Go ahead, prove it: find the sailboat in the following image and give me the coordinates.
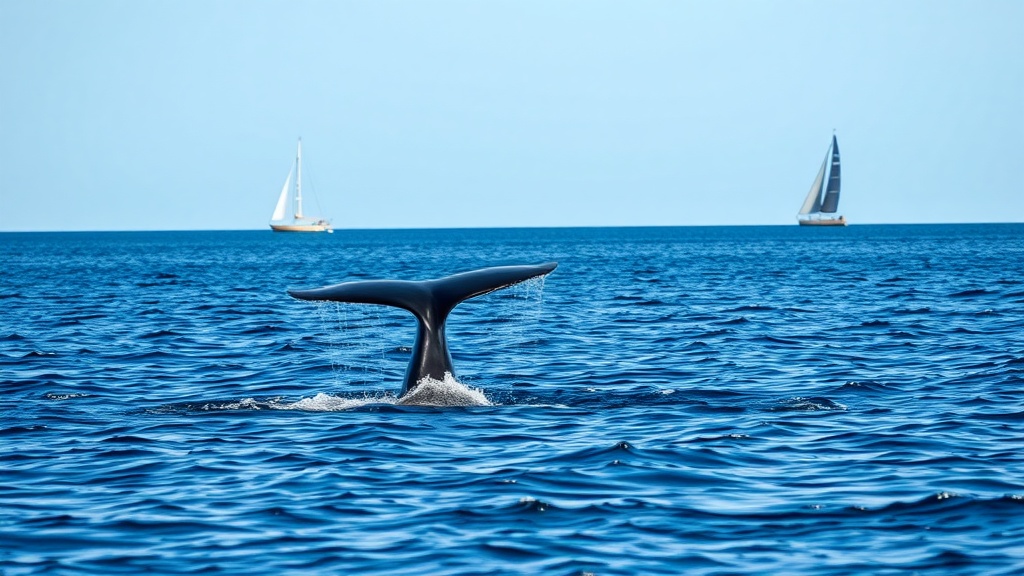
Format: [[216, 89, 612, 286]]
[[269, 138, 333, 233], [797, 134, 847, 226]]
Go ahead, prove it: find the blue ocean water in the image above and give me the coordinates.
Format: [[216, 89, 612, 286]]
[[2, 224, 1023, 575]]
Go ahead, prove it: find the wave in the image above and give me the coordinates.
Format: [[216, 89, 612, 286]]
[[949, 288, 996, 298], [6, 226, 1024, 575]]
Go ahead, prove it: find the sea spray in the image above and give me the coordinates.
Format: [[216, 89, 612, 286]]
[[397, 372, 491, 406], [280, 391, 399, 411], [314, 301, 408, 387], [448, 275, 549, 388]]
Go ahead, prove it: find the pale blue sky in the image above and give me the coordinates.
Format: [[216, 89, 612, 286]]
[[1, 1, 1021, 231]]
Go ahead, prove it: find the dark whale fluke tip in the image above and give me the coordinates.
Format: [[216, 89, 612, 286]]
[[289, 262, 557, 398]]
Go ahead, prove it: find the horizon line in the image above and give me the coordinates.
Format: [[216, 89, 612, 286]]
[[2, 222, 1021, 234]]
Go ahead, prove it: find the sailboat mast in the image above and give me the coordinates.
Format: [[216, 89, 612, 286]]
[[295, 138, 304, 219]]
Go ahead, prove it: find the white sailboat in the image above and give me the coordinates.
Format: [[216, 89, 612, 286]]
[[797, 134, 847, 226], [269, 139, 333, 233]]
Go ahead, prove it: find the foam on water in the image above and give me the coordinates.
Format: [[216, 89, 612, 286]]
[[183, 375, 490, 412], [279, 391, 398, 411], [397, 372, 492, 406]]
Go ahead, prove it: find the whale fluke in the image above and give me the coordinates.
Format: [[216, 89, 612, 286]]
[[288, 262, 557, 397]]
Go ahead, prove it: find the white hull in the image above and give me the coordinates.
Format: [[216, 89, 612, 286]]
[[797, 215, 847, 227], [270, 222, 332, 233]]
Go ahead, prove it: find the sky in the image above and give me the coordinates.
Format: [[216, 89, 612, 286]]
[[0, 0, 1021, 231]]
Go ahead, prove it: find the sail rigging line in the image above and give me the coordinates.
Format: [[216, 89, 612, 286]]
[[295, 138, 304, 219], [302, 155, 329, 222]]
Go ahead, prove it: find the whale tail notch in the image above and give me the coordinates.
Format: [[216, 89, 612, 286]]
[[288, 262, 557, 396]]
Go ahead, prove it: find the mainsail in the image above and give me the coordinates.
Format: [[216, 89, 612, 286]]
[[820, 135, 841, 213]]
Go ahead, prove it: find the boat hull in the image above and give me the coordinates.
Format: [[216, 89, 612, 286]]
[[270, 223, 332, 233], [798, 216, 847, 227]]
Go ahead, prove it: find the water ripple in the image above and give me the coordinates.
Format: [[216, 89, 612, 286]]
[[1, 226, 1023, 575]]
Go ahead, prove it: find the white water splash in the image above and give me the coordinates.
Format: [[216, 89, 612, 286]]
[[198, 374, 490, 412], [43, 392, 92, 400], [278, 391, 398, 411], [199, 397, 268, 411], [396, 372, 492, 407], [197, 392, 397, 412]]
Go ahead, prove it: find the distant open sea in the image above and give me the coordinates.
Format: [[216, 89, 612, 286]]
[[2, 224, 1023, 575]]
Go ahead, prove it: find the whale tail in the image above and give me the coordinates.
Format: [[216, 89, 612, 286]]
[[288, 262, 557, 396]]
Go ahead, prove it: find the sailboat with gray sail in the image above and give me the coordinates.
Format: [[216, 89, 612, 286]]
[[797, 134, 847, 226]]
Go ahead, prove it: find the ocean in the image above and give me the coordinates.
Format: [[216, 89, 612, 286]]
[[2, 224, 1023, 575]]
